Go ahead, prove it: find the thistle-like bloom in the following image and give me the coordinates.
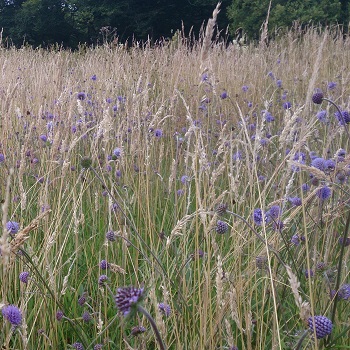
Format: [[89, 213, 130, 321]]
[[19, 271, 30, 284], [316, 186, 332, 201], [158, 303, 171, 317], [100, 260, 110, 270], [215, 203, 228, 216], [56, 310, 64, 321], [77, 92, 86, 101], [154, 129, 163, 138], [288, 197, 302, 207], [93, 345, 103, 350], [2, 305, 22, 326], [291, 234, 301, 246], [130, 325, 146, 336], [253, 208, 263, 226], [6, 221, 20, 234], [82, 311, 92, 323], [98, 275, 108, 286], [78, 293, 87, 306], [335, 110, 350, 125], [72, 342, 85, 350], [338, 284, 350, 300], [115, 286, 144, 316], [308, 315, 333, 339], [106, 230, 116, 242], [265, 205, 280, 222], [312, 92, 324, 104], [215, 220, 229, 234], [311, 157, 325, 171]]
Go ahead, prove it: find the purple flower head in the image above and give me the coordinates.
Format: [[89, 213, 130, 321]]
[[316, 110, 327, 123], [233, 150, 243, 161], [220, 91, 228, 99], [264, 111, 274, 122], [338, 236, 350, 247], [304, 269, 314, 278], [6, 221, 20, 234], [158, 302, 171, 316], [324, 159, 335, 172], [247, 101, 253, 108], [106, 230, 116, 242], [312, 91, 324, 104], [91, 74, 97, 81], [77, 92, 86, 101], [215, 220, 229, 234], [338, 284, 350, 300], [72, 342, 85, 350], [19, 271, 30, 284], [180, 175, 189, 184], [82, 311, 92, 323], [78, 293, 87, 306], [311, 157, 325, 171], [288, 197, 302, 206], [0, 153, 5, 162], [268, 71, 275, 79], [100, 260, 110, 270], [276, 79, 282, 88], [56, 310, 64, 321], [94, 345, 103, 350], [98, 275, 108, 286], [112, 147, 122, 158], [215, 203, 228, 216], [316, 186, 332, 201], [242, 85, 249, 92], [253, 208, 263, 226], [308, 315, 333, 339], [39, 134, 47, 142], [335, 110, 350, 125], [265, 205, 281, 222], [115, 286, 144, 316], [2, 305, 22, 326], [302, 183, 310, 192], [337, 149, 346, 157], [327, 81, 337, 90], [283, 101, 291, 109], [130, 326, 146, 336], [154, 129, 163, 138], [256, 256, 267, 270], [176, 189, 184, 196], [291, 234, 301, 246]]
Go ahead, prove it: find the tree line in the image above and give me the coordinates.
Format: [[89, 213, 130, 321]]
[[0, 0, 349, 49]]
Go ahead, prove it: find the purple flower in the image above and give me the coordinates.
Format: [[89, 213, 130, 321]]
[[154, 129, 163, 138], [215, 220, 229, 234], [338, 236, 350, 247], [56, 310, 64, 321], [180, 175, 189, 184], [0, 153, 5, 162], [335, 110, 350, 125], [305, 269, 314, 278], [2, 305, 22, 326], [316, 186, 332, 201], [308, 315, 333, 339], [324, 159, 335, 172], [82, 311, 92, 323], [265, 205, 281, 222], [288, 197, 302, 206], [94, 345, 103, 350], [220, 91, 228, 99], [78, 293, 87, 306], [19, 271, 30, 284], [106, 230, 116, 242], [311, 157, 325, 171], [291, 234, 301, 246], [115, 286, 144, 316], [327, 81, 337, 90], [6, 221, 20, 234], [39, 134, 47, 142], [264, 111, 275, 122], [268, 71, 274, 79], [302, 183, 310, 192], [312, 92, 324, 104], [242, 85, 249, 92], [253, 208, 263, 226], [91, 74, 97, 81], [130, 326, 146, 336], [72, 342, 85, 350], [100, 260, 110, 270], [316, 110, 327, 123], [276, 80, 282, 88], [158, 302, 171, 316], [77, 92, 86, 101], [338, 284, 350, 300], [98, 275, 108, 286], [283, 101, 291, 109], [112, 147, 122, 158]]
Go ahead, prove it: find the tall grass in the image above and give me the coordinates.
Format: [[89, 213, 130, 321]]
[[1, 25, 350, 349]]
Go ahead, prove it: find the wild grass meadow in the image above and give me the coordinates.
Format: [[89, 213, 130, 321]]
[[1, 15, 350, 350]]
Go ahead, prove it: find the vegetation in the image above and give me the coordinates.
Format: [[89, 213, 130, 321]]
[[1, 13, 350, 350]]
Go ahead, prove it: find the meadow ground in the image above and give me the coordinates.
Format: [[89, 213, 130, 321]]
[[1, 26, 350, 350]]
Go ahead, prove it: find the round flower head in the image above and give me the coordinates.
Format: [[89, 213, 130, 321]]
[[78, 293, 87, 306], [72, 342, 84, 350], [291, 234, 301, 246], [82, 311, 92, 323], [220, 91, 228, 99], [265, 205, 281, 222], [288, 197, 302, 207], [312, 92, 324, 104], [130, 325, 146, 336], [6, 221, 20, 234], [316, 110, 327, 123], [2, 305, 22, 326], [338, 284, 350, 300], [154, 129, 163, 138], [215, 203, 228, 216], [324, 159, 335, 172], [338, 236, 350, 247], [115, 286, 144, 316], [106, 230, 116, 242], [158, 302, 171, 317], [112, 147, 122, 158], [98, 275, 108, 286], [0, 153, 5, 162], [308, 315, 333, 339], [253, 208, 263, 226], [335, 110, 350, 125], [311, 157, 325, 171], [100, 260, 110, 270], [94, 345, 103, 350], [56, 309, 64, 321], [77, 92, 86, 101], [215, 220, 229, 234], [19, 271, 30, 284], [316, 186, 332, 201]]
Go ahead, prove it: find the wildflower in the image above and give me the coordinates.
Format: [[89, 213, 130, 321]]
[[93, 345, 103, 350], [291, 234, 301, 246], [316, 110, 327, 123], [255, 256, 267, 270], [180, 175, 189, 184], [2, 305, 22, 326], [328, 81, 337, 90], [283, 101, 291, 109], [253, 208, 263, 226], [215, 203, 228, 216], [215, 220, 229, 234], [276, 79, 282, 88], [265, 205, 281, 222], [308, 315, 333, 339], [264, 111, 274, 122], [19, 271, 30, 284], [78, 293, 87, 306], [316, 186, 332, 201], [56, 310, 64, 321], [288, 197, 302, 206], [39, 134, 47, 142], [115, 286, 144, 316], [112, 147, 122, 158], [220, 91, 228, 99], [242, 85, 249, 92], [158, 303, 171, 317], [324, 159, 335, 172], [82, 311, 92, 323], [77, 92, 86, 101], [130, 326, 146, 336], [302, 183, 310, 192], [305, 269, 314, 278], [337, 284, 350, 300], [154, 129, 163, 138], [316, 262, 327, 271], [98, 275, 108, 286], [229, 346, 239, 350], [106, 230, 116, 242], [0, 153, 5, 162], [176, 189, 184, 196], [6, 221, 20, 234], [100, 260, 110, 270], [268, 71, 274, 79], [72, 342, 85, 350], [312, 92, 324, 104], [91, 74, 97, 81], [338, 236, 350, 247], [311, 157, 325, 171], [335, 110, 350, 125]]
